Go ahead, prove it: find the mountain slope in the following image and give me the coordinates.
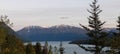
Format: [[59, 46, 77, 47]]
[[0, 22, 16, 43], [0, 22, 25, 54], [17, 25, 88, 41]]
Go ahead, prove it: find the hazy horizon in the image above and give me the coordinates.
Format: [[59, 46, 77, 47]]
[[0, 0, 120, 31]]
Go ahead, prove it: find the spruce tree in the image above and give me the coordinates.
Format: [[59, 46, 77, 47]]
[[35, 42, 42, 54], [42, 41, 48, 54], [79, 0, 107, 54], [54, 46, 58, 54], [110, 16, 120, 53], [59, 42, 64, 54], [116, 16, 120, 35], [0, 15, 13, 44], [48, 45, 53, 54], [0, 15, 13, 27], [26, 43, 35, 54]]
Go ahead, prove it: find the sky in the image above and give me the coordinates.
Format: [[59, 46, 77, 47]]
[[0, 0, 120, 31]]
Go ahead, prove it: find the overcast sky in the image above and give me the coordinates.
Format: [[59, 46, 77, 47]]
[[0, 0, 120, 31]]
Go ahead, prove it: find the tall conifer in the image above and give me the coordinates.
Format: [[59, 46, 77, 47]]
[[48, 45, 53, 54], [59, 42, 64, 54], [35, 42, 42, 54], [111, 16, 120, 54], [26, 43, 35, 54], [79, 0, 107, 54]]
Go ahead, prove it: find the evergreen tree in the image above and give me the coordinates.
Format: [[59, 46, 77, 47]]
[[42, 41, 48, 54], [116, 16, 120, 35], [0, 26, 7, 45], [0, 15, 12, 45], [0, 15, 13, 27], [35, 42, 42, 54], [78, 0, 107, 54], [59, 42, 64, 54], [54, 46, 58, 54], [45, 41, 48, 48], [48, 45, 53, 54], [26, 43, 35, 54], [110, 16, 120, 53]]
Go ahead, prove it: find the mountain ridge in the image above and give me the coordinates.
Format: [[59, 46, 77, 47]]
[[16, 25, 117, 42], [17, 25, 88, 41]]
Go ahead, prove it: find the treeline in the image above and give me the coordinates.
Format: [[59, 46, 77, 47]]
[[0, 16, 65, 54], [0, 15, 25, 54], [0, 34, 25, 54], [1, 0, 120, 54], [25, 42, 64, 54]]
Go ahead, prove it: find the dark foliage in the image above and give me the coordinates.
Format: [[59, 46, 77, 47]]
[[78, 0, 108, 54], [35, 42, 42, 54], [0, 15, 25, 54], [59, 42, 64, 54], [26, 43, 35, 54], [110, 16, 120, 54]]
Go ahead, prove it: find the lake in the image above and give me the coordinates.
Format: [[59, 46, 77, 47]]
[[25, 41, 93, 54]]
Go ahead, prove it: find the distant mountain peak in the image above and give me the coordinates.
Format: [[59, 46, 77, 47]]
[[23, 26, 43, 29], [17, 25, 87, 41], [55, 24, 71, 28], [17, 25, 117, 41]]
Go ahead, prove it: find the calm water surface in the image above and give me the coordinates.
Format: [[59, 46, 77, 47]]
[[25, 41, 93, 54]]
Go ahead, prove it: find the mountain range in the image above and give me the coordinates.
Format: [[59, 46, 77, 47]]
[[17, 25, 88, 41], [16, 25, 117, 42]]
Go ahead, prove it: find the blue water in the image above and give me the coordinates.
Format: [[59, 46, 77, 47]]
[[25, 41, 93, 54]]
